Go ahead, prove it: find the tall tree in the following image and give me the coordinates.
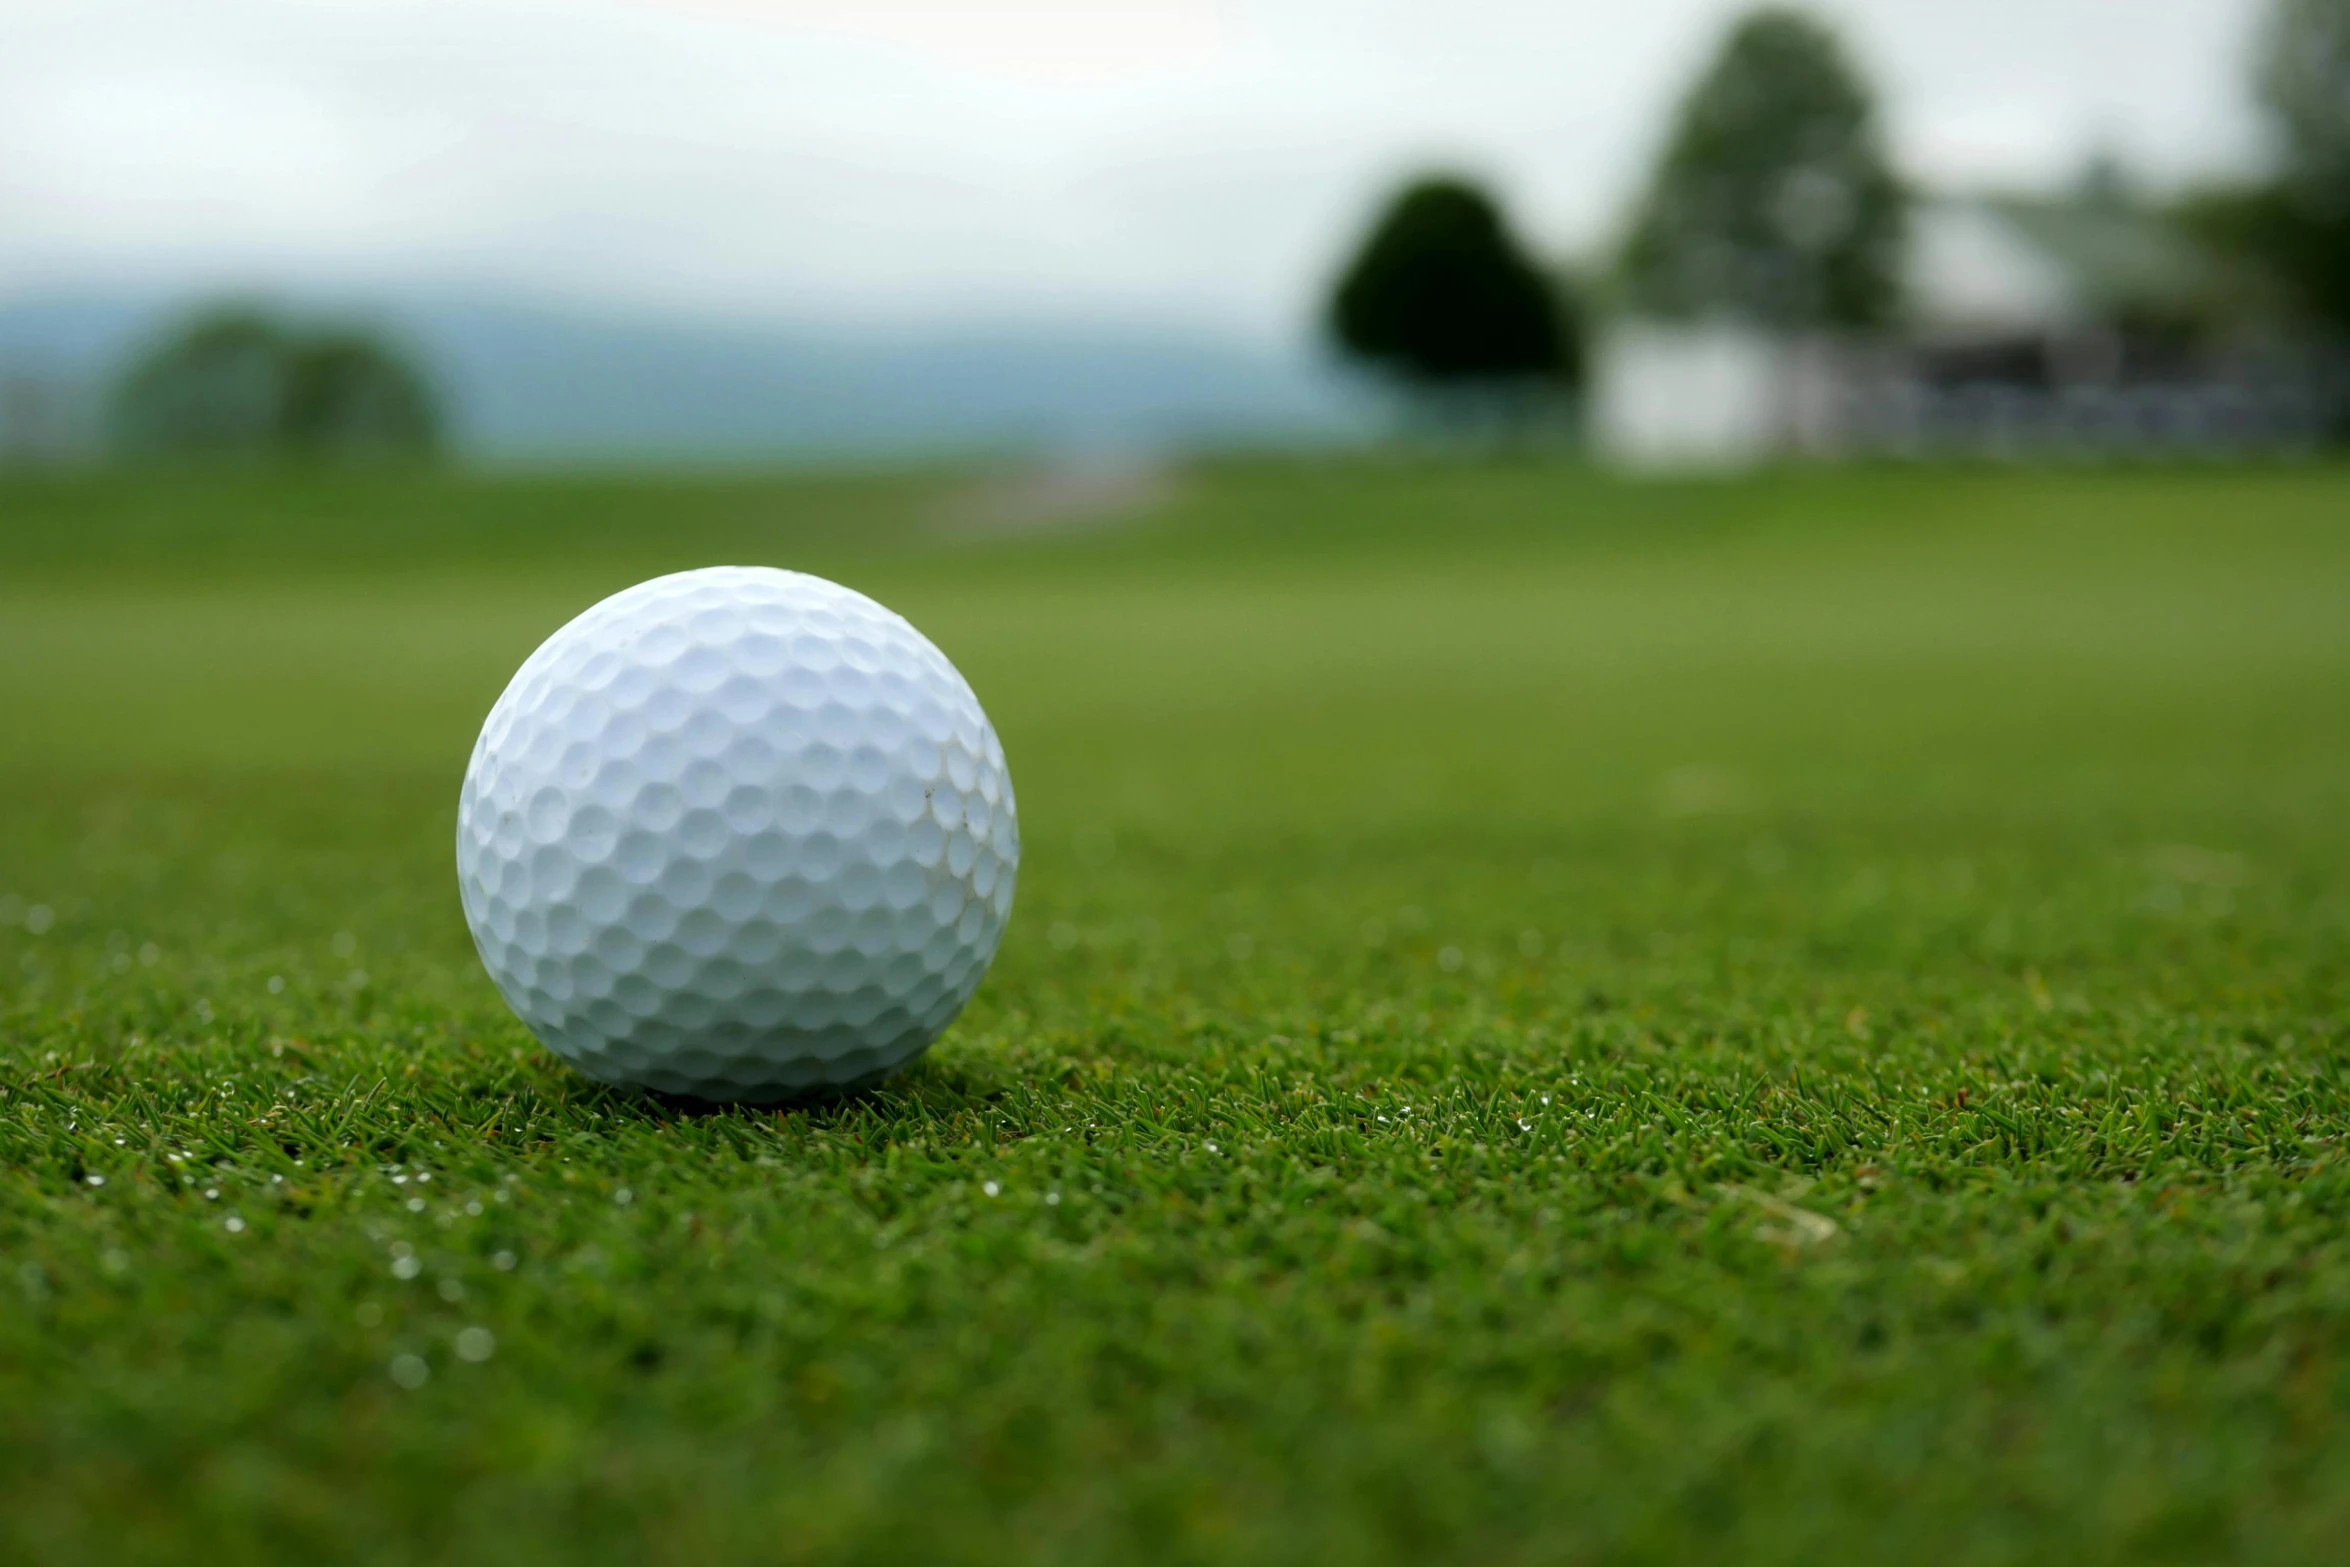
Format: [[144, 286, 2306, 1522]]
[[1620, 8, 1904, 330], [2255, 0, 2350, 324], [2264, 0, 2350, 209], [111, 307, 442, 462], [1328, 176, 1578, 391]]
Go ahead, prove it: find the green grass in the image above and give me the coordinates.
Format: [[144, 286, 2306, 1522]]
[[3, 460, 2348, 1565]]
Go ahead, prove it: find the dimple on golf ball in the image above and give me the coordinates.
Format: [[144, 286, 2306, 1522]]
[[456, 566, 1018, 1102]]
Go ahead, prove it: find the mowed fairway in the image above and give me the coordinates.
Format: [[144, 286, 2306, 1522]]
[[3, 461, 2348, 1565]]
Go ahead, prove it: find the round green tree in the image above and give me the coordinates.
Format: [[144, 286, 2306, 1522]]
[[111, 307, 442, 462], [1620, 8, 1904, 329], [1328, 176, 1577, 389]]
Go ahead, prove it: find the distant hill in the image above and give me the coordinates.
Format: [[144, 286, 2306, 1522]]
[[0, 288, 1373, 463]]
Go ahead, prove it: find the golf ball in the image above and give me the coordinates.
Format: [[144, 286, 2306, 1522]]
[[456, 566, 1018, 1101]]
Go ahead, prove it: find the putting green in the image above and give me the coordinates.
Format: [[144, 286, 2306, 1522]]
[[3, 460, 2347, 1564]]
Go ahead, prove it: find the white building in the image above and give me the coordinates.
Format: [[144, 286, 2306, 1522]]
[[1589, 325, 1843, 469], [1591, 195, 2322, 469]]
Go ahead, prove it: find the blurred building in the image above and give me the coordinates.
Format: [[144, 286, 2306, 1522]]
[[1592, 193, 2330, 468]]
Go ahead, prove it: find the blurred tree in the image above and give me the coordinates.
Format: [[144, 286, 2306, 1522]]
[[110, 311, 286, 459], [1328, 176, 1578, 392], [2263, 0, 2350, 209], [2251, 0, 2350, 326], [2171, 184, 2340, 324], [111, 307, 442, 462], [1619, 7, 1904, 330], [279, 334, 440, 458]]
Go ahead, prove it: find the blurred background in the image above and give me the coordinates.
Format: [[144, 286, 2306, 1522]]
[[0, 0, 2340, 469]]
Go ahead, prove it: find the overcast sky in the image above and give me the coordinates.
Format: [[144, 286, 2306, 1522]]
[[0, 0, 2273, 338]]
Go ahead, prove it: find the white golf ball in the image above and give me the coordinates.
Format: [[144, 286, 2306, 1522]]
[[456, 566, 1018, 1101]]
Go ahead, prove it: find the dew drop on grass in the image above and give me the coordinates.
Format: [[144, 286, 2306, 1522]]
[[389, 1354, 428, 1389], [224, 1216, 245, 1233], [982, 1181, 1000, 1197], [455, 1327, 495, 1363]]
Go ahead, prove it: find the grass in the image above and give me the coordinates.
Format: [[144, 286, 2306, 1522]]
[[2, 459, 2347, 1565]]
